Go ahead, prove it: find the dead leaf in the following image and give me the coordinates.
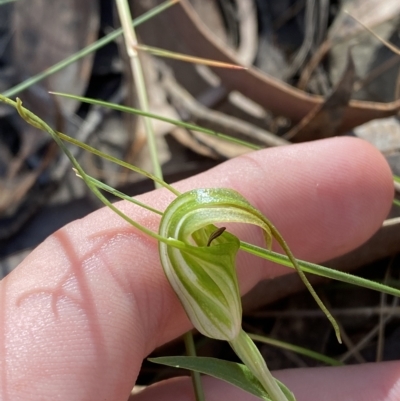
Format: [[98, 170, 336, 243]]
[[285, 50, 356, 142]]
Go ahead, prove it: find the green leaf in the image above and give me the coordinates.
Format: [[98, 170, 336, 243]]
[[149, 356, 295, 401]]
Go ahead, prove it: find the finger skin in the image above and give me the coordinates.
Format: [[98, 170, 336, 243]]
[[0, 137, 393, 400], [132, 361, 400, 401]]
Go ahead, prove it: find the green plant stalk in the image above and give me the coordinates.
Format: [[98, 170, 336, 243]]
[[50, 92, 261, 150], [183, 332, 206, 401], [9, 96, 174, 246], [248, 334, 343, 367], [115, 0, 163, 185], [58, 131, 179, 195], [230, 330, 294, 401], [240, 242, 400, 297], [73, 171, 163, 216], [2, 0, 178, 98]]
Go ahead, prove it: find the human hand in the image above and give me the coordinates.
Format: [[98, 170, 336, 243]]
[[0, 137, 397, 401]]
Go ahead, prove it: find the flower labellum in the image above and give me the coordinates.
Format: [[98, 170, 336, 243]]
[[158, 187, 278, 341], [159, 189, 244, 341]]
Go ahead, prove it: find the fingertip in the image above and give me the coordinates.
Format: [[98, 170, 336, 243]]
[[314, 136, 394, 258], [243, 136, 394, 262]]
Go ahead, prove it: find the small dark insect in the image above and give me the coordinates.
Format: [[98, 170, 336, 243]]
[[207, 227, 226, 247]]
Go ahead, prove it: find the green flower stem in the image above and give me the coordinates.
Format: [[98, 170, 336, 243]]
[[11, 96, 175, 247], [248, 334, 343, 367], [57, 130, 179, 195], [230, 330, 294, 401], [240, 242, 400, 298], [183, 332, 206, 401], [0, 94, 179, 195], [73, 170, 163, 216]]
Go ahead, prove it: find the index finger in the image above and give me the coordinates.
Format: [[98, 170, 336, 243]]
[[0, 137, 393, 401]]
